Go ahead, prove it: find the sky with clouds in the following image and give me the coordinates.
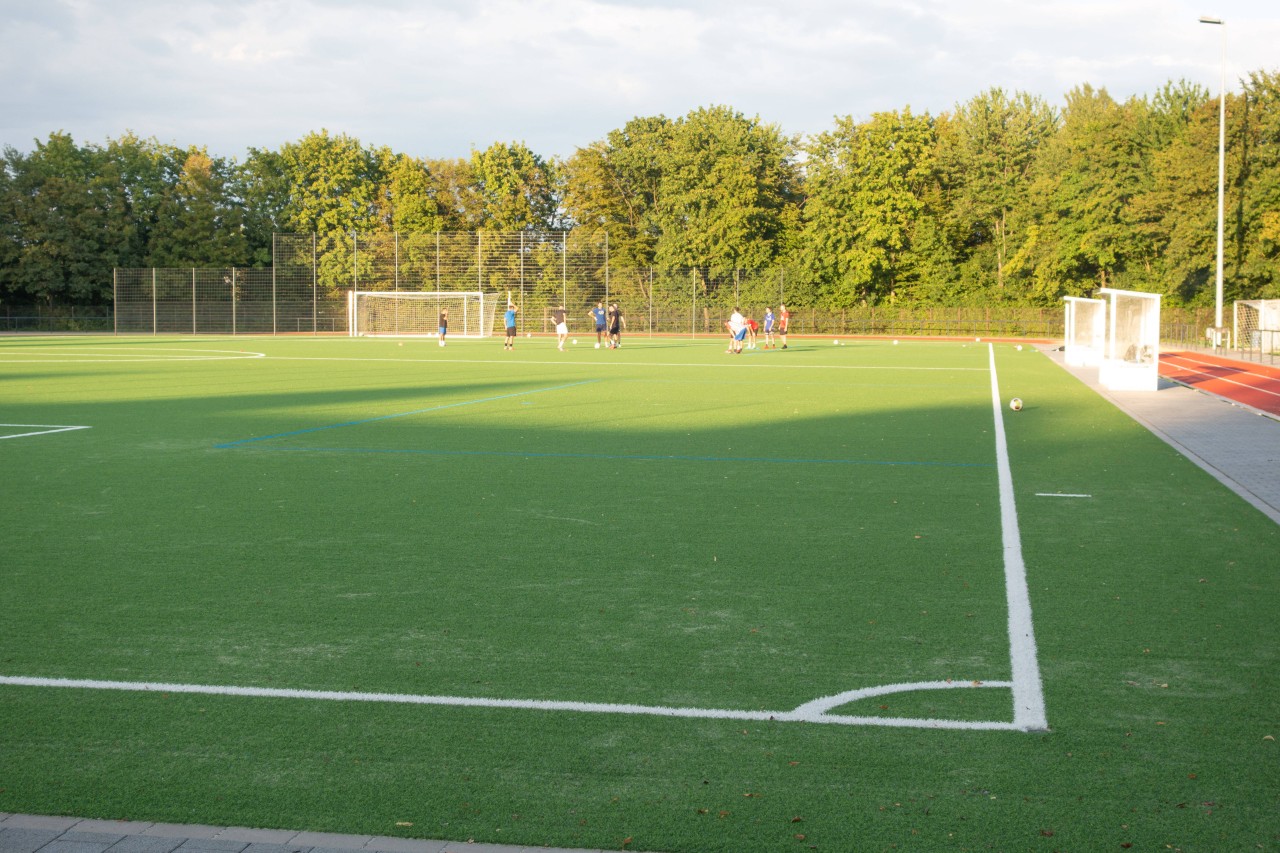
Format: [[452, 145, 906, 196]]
[[2, 0, 1278, 163]]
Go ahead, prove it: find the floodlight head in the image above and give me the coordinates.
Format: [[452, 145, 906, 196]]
[[1198, 15, 1223, 24]]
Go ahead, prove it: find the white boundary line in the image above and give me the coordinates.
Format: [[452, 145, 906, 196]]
[[0, 675, 1024, 731], [0, 347, 265, 363], [988, 343, 1049, 731], [0, 344, 1048, 732], [0, 424, 92, 440]]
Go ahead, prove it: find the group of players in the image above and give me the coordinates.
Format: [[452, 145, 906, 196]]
[[500, 299, 626, 351], [437, 297, 789, 352], [725, 305, 790, 354]]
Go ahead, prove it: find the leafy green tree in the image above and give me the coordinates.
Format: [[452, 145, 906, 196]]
[[469, 142, 559, 230], [235, 147, 291, 266], [146, 148, 248, 267], [938, 89, 1058, 298], [277, 130, 383, 235], [1024, 86, 1153, 301], [561, 115, 673, 269], [0, 133, 124, 304], [1236, 69, 1280, 298], [801, 108, 938, 306], [653, 106, 799, 281], [375, 151, 446, 233]]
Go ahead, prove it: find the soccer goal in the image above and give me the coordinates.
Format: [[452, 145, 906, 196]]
[[347, 291, 501, 338], [1234, 299, 1280, 354]]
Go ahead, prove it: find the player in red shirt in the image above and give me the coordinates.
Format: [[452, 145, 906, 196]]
[[778, 304, 791, 349]]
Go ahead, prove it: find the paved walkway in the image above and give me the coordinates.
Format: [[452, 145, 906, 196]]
[[1047, 346, 1280, 525], [5, 345, 1277, 853], [0, 813, 603, 853]]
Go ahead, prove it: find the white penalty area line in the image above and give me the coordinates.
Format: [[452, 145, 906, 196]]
[[0, 675, 1031, 731], [0, 424, 92, 440], [1036, 493, 1092, 498], [0, 347, 265, 363], [988, 344, 1050, 732], [264, 354, 987, 372]]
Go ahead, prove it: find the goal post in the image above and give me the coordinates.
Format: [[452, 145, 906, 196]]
[[1233, 299, 1280, 354], [347, 291, 501, 338]]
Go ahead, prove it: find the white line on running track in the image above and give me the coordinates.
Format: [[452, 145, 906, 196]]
[[1160, 355, 1280, 399], [988, 344, 1049, 731]]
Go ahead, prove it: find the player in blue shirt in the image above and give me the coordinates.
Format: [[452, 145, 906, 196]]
[[503, 302, 518, 350], [763, 307, 775, 349], [588, 302, 606, 348]]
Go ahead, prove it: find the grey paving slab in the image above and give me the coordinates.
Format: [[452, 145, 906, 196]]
[[32, 840, 115, 853], [104, 837, 184, 853], [173, 840, 249, 853], [285, 835, 368, 851], [359, 837, 446, 853], [138, 829, 222, 842], [239, 844, 314, 853], [59, 834, 124, 845], [2, 819, 80, 832], [0, 828, 62, 853], [69, 823, 141, 838], [209, 831, 295, 846]]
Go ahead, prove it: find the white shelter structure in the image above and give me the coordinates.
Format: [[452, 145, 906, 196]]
[[1098, 289, 1162, 392], [1062, 296, 1106, 367]]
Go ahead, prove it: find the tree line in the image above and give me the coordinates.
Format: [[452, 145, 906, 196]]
[[2, 69, 1278, 310]]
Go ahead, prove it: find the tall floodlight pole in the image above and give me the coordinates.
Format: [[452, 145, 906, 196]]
[[1199, 15, 1226, 342]]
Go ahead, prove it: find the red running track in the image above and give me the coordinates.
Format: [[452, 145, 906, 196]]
[[1159, 350, 1280, 417]]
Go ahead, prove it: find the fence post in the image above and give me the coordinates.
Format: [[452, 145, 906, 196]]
[[232, 268, 237, 336], [151, 268, 157, 335], [113, 269, 118, 336], [192, 268, 197, 334]]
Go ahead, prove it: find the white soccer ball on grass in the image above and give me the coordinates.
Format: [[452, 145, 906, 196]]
[[1009, 397, 1024, 412]]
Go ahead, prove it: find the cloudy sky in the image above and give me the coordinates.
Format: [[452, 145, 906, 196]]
[[3, 0, 1278, 162]]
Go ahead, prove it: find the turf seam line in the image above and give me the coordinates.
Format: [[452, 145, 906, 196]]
[[214, 380, 600, 448]]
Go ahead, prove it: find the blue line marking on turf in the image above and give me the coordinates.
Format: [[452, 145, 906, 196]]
[[214, 380, 599, 448], [225, 445, 990, 468]]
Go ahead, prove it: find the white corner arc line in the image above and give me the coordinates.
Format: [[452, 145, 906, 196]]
[[0, 424, 92, 440], [0, 675, 1028, 731], [988, 344, 1049, 731]]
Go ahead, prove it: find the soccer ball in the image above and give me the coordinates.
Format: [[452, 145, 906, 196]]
[[833, 339, 840, 345], [572, 339, 577, 345], [1009, 398, 1023, 412], [1016, 344, 1023, 351], [594, 343, 600, 349]]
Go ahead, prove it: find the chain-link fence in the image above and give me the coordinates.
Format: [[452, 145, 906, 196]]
[[104, 231, 1217, 341]]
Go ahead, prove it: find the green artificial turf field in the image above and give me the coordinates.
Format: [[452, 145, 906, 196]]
[[1, 334, 1276, 852]]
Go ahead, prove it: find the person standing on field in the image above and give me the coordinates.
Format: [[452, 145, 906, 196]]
[[552, 304, 569, 351], [588, 301, 607, 348], [607, 303, 625, 349], [763, 306, 775, 349], [438, 307, 448, 347], [726, 307, 747, 354], [778, 303, 790, 349], [503, 303, 518, 350]]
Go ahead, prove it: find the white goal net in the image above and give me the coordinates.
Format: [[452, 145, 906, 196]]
[[347, 291, 500, 338], [1233, 299, 1280, 353]]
